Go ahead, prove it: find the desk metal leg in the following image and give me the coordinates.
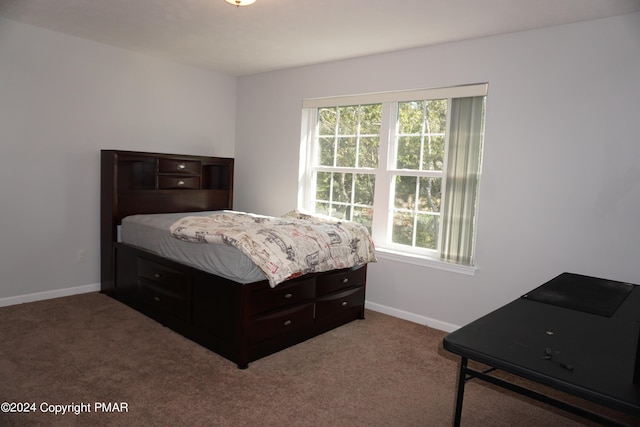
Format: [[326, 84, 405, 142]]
[[450, 360, 631, 427], [453, 357, 468, 427]]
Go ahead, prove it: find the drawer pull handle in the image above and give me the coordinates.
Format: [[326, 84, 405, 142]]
[[341, 301, 348, 307], [284, 293, 293, 299], [177, 163, 186, 170], [177, 180, 185, 186], [283, 320, 292, 326], [154, 296, 161, 302], [342, 277, 349, 284], [154, 273, 162, 279]]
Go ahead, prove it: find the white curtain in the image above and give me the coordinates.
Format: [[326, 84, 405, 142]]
[[440, 96, 485, 266]]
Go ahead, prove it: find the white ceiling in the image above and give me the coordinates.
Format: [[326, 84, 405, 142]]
[[1, 0, 639, 76]]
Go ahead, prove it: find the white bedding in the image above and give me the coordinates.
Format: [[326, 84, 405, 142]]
[[120, 211, 266, 284]]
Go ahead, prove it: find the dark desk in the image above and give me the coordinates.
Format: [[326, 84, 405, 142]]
[[443, 273, 640, 426]]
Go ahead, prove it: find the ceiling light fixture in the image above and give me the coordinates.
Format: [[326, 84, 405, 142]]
[[225, 0, 256, 6]]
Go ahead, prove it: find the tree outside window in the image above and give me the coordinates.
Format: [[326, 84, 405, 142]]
[[300, 84, 487, 269]]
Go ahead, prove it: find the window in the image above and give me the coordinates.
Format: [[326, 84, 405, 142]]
[[299, 84, 487, 272]]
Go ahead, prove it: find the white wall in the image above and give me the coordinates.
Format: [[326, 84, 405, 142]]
[[234, 12, 640, 330], [0, 18, 237, 304], [2, 13, 639, 331]]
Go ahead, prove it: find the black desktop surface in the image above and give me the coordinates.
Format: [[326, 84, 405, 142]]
[[522, 272, 635, 317], [443, 273, 640, 415]]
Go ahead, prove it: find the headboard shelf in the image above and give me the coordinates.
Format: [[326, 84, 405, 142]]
[[100, 150, 234, 290]]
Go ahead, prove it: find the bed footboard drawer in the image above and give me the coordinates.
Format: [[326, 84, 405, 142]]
[[249, 278, 315, 315], [250, 303, 314, 343], [315, 286, 365, 320], [316, 266, 367, 296]]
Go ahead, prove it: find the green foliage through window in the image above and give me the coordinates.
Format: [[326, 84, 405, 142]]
[[391, 99, 447, 249], [303, 84, 487, 264], [314, 104, 380, 232]]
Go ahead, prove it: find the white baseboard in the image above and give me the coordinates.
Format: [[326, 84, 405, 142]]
[[0, 283, 101, 308], [365, 300, 460, 333]]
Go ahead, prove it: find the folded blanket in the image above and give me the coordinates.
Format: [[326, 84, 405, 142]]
[[169, 210, 376, 287]]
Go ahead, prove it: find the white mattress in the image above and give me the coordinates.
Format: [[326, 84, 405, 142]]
[[120, 211, 266, 284]]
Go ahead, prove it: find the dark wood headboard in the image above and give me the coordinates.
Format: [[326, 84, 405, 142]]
[[100, 150, 234, 290]]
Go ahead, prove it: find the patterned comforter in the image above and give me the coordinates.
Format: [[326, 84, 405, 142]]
[[169, 211, 376, 287]]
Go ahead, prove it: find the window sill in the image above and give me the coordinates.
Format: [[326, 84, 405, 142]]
[[374, 248, 478, 276]]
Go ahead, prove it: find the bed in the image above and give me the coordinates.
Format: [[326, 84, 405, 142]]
[[100, 150, 374, 368]]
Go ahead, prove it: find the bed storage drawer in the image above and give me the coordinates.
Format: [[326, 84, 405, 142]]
[[138, 258, 189, 290], [157, 176, 201, 189], [138, 279, 189, 320], [316, 266, 367, 296], [315, 286, 365, 320], [137, 258, 190, 321], [158, 158, 201, 175], [249, 278, 315, 315], [250, 303, 314, 343]]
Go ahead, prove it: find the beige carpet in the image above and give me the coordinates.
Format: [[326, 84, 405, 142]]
[[0, 292, 638, 426]]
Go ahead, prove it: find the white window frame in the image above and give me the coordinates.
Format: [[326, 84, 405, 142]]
[[299, 84, 487, 275]]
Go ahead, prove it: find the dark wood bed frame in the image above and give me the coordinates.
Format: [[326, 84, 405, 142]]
[[100, 150, 367, 368]]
